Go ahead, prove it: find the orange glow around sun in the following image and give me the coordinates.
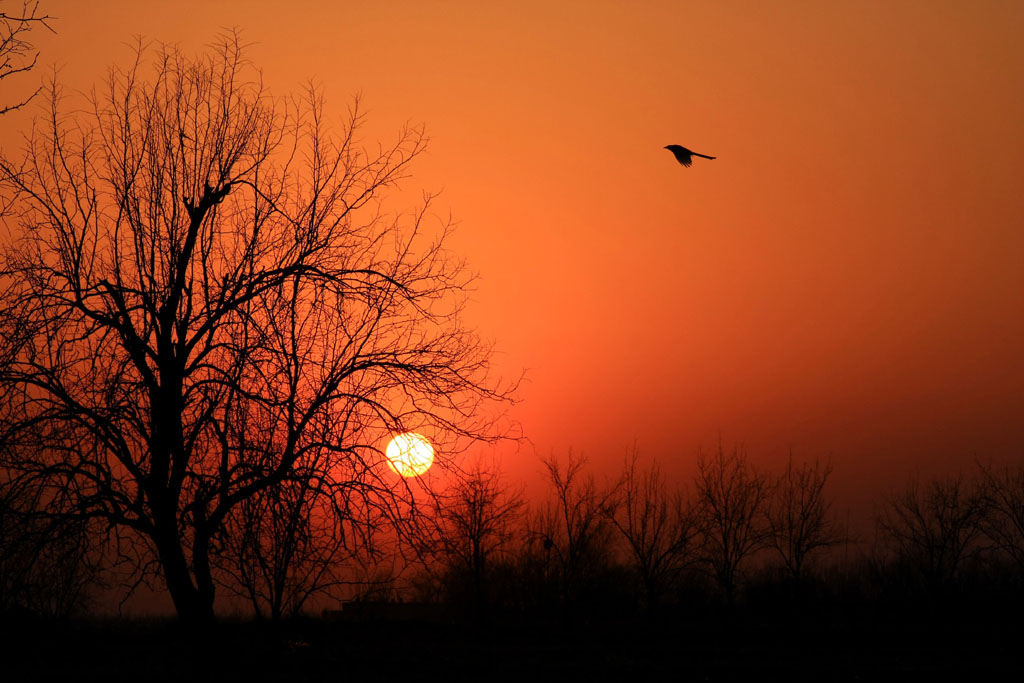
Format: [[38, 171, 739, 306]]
[[385, 432, 435, 477]]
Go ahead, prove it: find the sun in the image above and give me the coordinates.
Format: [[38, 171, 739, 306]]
[[385, 432, 435, 477]]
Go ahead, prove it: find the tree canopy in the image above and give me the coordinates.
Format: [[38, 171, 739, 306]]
[[0, 34, 513, 622]]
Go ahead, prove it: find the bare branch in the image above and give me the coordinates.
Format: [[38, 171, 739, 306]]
[[0, 1, 56, 115]]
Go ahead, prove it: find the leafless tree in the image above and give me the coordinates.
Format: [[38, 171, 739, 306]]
[[212, 396, 410, 621], [218, 472, 365, 621], [976, 462, 1024, 575], [605, 449, 698, 611], [531, 452, 613, 609], [0, 34, 513, 623], [877, 473, 987, 594], [0, 464, 100, 617], [693, 442, 770, 607], [0, 0, 54, 115], [426, 461, 524, 616], [765, 453, 844, 587]]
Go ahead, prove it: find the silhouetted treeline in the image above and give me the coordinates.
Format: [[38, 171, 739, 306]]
[[410, 448, 1024, 627], [3, 441, 1023, 626]]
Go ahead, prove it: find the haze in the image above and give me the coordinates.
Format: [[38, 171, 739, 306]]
[[8, 0, 1023, 517]]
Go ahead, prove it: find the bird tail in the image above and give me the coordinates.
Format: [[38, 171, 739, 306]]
[[693, 152, 716, 160]]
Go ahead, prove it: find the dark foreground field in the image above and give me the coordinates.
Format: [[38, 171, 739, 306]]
[[2, 612, 1021, 682]]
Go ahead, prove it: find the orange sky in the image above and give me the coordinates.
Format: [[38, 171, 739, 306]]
[[7, 0, 1024, 514]]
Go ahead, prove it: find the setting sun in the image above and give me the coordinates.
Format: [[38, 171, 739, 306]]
[[385, 432, 435, 477]]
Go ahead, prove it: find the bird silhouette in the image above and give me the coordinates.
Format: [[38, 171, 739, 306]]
[[664, 144, 716, 167]]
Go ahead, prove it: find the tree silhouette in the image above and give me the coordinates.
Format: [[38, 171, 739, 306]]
[[0, 456, 100, 617], [693, 443, 770, 607], [606, 449, 699, 612], [532, 452, 613, 613], [217, 461, 373, 621], [878, 473, 987, 596], [425, 461, 524, 618], [765, 454, 843, 590], [0, 34, 512, 623], [0, 0, 54, 115], [978, 462, 1024, 575]]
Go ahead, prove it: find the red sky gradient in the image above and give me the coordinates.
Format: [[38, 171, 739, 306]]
[[6, 1, 1023, 518]]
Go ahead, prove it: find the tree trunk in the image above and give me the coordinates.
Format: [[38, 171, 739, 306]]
[[154, 525, 215, 624]]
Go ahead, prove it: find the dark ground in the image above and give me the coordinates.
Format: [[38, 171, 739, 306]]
[[1, 612, 1021, 682]]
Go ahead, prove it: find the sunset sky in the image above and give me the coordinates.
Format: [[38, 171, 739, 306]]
[[6, 0, 1023, 516]]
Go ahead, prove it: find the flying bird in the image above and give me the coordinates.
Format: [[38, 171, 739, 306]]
[[664, 144, 716, 167]]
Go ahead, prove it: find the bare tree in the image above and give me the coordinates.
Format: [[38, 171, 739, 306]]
[[977, 462, 1024, 575], [765, 453, 843, 588], [693, 442, 770, 607], [0, 34, 512, 623], [878, 473, 987, 594], [427, 461, 524, 616], [605, 449, 698, 611], [213, 398, 407, 621], [0, 465, 100, 617], [218, 471, 372, 621], [532, 452, 613, 610], [0, 0, 54, 115]]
